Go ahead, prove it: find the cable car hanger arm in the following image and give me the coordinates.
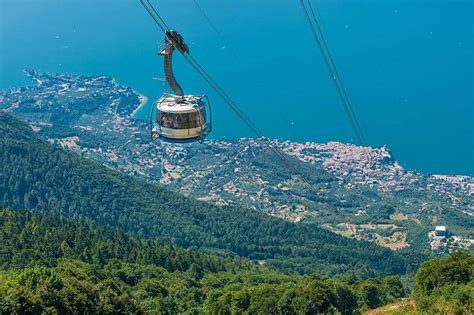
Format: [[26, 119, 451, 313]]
[[160, 38, 185, 96], [141, 0, 190, 96]]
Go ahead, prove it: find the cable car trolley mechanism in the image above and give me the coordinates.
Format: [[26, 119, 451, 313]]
[[149, 30, 212, 142]]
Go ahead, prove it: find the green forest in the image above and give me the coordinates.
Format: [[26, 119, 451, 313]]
[[411, 252, 473, 314], [1, 209, 472, 314], [0, 112, 406, 277]]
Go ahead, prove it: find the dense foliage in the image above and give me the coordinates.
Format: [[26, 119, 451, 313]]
[[0, 209, 244, 274], [413, 252, 473, 314], [0, 112, 405, 276], [0, 209, 406, 314], [370, 253, 473, 315]]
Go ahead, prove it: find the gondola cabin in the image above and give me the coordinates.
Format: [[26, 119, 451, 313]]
[[152, 93, 211, 142]]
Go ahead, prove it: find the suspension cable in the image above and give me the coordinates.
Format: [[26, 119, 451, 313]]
[[140, 0, 167, 33], [140, 0, 303, 177], [141, 0, 392, 198], [192, 0, 230, 49], [308, 0, 369, 147], [299, 0, 370, 157], [183, 54, 299, 171], [299, 0, 397, 196]]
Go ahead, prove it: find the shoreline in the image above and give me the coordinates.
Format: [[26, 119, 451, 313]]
[[7, 70, 472, 177], [132, 93, 149, 118]]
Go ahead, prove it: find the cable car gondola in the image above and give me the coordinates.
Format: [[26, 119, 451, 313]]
[[152, 93, 211, 142], [150, 30, 212, 142]]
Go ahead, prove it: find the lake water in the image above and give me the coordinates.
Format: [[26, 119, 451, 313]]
[[1, 0, 472, 175]]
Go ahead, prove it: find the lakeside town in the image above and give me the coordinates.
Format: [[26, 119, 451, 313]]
[[1, 70, 472, 252]]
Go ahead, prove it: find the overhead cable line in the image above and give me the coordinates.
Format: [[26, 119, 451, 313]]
[[299, 0, 397, 196], [183, 53, 300, 171], [192, 0, 230, 49], [140, 0, 169, 33], [140, 0, 302, 177], [307, 0, 368, 146], [299, 0, 370, 156]]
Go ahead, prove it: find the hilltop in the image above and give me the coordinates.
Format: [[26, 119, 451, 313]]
[[1, 70, 472, 254]]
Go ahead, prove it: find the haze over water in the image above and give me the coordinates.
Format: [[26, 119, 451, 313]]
[[1, 0, 473, 175]]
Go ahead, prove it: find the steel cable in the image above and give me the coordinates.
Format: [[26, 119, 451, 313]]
[[307, 0, 369, 147], [140, 0, 304, 178], [300, 0, 371, 159]]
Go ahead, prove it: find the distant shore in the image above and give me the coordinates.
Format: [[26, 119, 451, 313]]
[[132, 93, 148, 118]]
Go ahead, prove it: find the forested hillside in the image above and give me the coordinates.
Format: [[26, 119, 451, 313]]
[[4, 70, 471, 254], [0, 112, 406, 276], [366, 253, 473, 314], [0, 209, 407, 314], [412, 252, 473, 313], [2, 209, 471, 313], [0, 209, 244, 273]]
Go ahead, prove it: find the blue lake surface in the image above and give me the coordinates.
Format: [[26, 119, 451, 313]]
[[1, 0, 473, 175]]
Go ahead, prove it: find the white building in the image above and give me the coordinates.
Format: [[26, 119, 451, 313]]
[[435, 226, 447, 238]]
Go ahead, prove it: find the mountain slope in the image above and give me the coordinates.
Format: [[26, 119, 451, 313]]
[[0, 112, 405, 276], [0, 209, 407, 314], [0, 208, 241, 273], [2, 208, 468, 314], [2, 71, 471, 254]]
